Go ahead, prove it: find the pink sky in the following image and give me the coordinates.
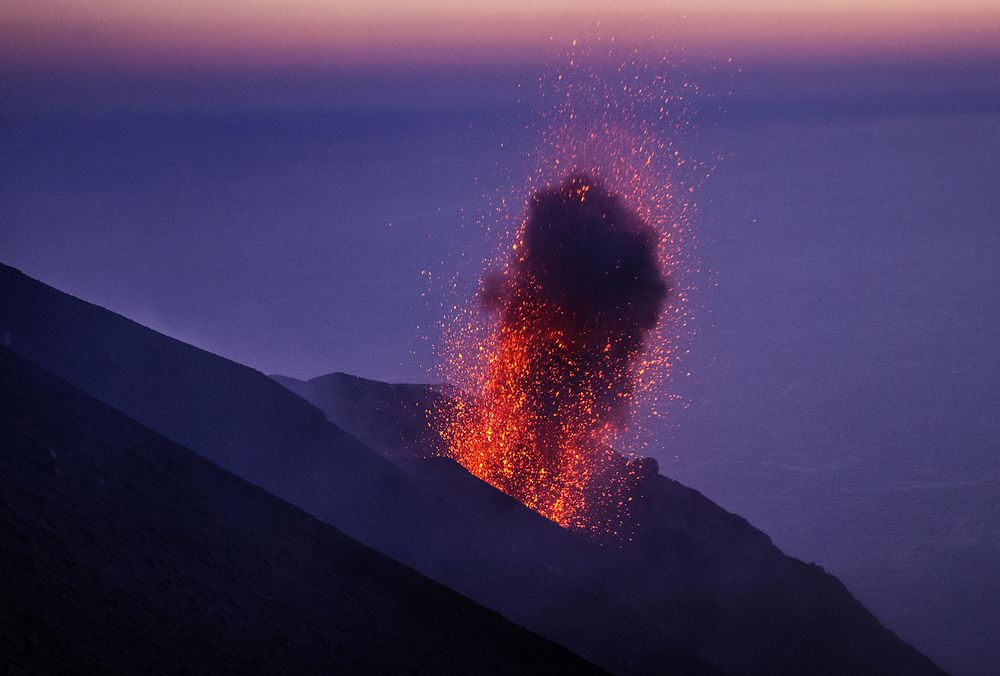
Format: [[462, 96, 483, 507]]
[[3, 1, 999, 68]]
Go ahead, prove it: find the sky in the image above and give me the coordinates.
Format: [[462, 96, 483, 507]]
[[2, 0, 1000, 69]]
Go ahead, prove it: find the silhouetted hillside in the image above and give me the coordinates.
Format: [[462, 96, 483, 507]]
[[270, 372, 446, 460], [0, 347, 600, 674], [0, 262, 944, 675], [277, 371, 948, 676], [0, 263, 508, 567], [0, 262, 710, 674]]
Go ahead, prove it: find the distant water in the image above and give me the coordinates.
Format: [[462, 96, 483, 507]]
[[2, 61, 998, 675], [666, 107, 1000, 676]]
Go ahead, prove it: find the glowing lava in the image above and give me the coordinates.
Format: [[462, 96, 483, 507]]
[[435, 43, 703, 536], [439, 174, 669, 533]]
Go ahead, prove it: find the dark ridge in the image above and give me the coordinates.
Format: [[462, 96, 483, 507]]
[[269, 371, 447, 460], [280, 370, 948, 676], [0, 261, 712, 674], [0, 261, 943, 675], [0, 346, 601, 674]]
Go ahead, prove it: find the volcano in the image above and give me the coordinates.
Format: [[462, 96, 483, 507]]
[[0, 262, 944, 675], [0, 347, 598, 674], [438, 176, 671, 534]]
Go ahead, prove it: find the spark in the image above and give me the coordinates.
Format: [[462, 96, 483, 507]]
[[434, 41, 704, 538]]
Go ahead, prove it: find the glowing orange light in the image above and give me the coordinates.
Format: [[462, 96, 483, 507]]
[[434, 41, 702, 538]]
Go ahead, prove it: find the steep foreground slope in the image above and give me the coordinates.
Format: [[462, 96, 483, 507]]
[[0, 347, 599, 674], [0, 262, 943, 675], [0, 263, 710, 675]]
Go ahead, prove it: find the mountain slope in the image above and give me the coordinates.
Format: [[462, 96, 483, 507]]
[[0, 347, 600, 674], [0, 262, 712, 674], [0, 263, 549, 579], [277, 371, 947, 676], [270, 372, 445, 461], [0, 262, 943, 675]]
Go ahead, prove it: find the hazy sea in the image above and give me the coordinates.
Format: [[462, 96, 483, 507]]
[[2, 60, 998, 675]]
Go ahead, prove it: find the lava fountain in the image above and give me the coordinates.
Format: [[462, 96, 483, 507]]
[[435, 44, 704, 537]]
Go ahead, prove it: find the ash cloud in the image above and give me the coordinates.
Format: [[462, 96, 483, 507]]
[[483, 174, 670, 429]]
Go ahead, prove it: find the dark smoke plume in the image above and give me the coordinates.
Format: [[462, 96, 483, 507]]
[[483, 174, 670, 437]]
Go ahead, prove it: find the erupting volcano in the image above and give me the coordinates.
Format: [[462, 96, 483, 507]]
[[435, 46, 700, 536], [439, 176, 669, 533]]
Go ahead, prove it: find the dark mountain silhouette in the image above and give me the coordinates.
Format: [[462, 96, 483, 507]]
[[269, 372, 447, 461], [0, 262, 944, 675], [274, 372, 948, 676], [0, 347, 599, 674], [0, 262, 709, 674]]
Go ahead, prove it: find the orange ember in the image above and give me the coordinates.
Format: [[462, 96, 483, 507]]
[[434, 42, 704, 537]]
